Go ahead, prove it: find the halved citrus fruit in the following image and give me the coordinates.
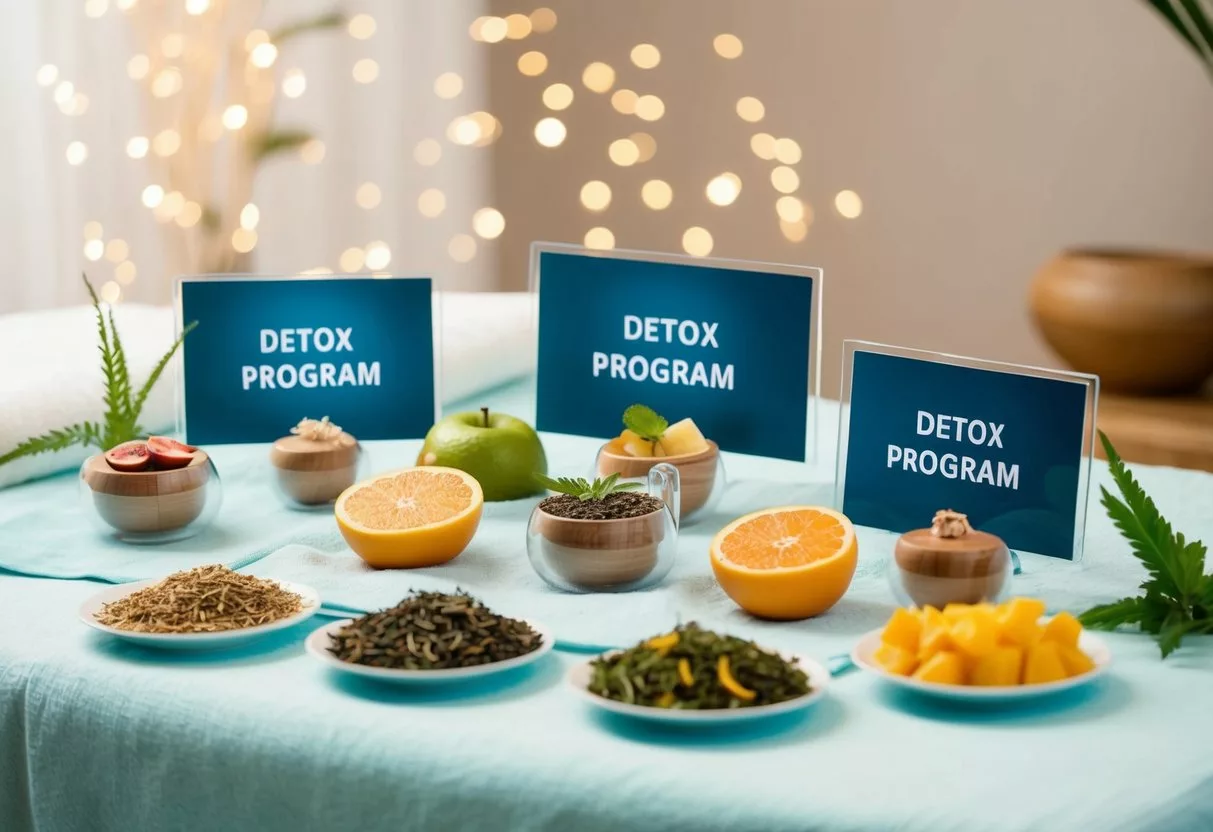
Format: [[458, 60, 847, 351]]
[[335, 467, 483, 568], [710, 506, 858, 620]]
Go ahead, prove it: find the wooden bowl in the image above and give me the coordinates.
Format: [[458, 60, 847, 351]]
[[892, 527, 1010, 608], [269, 434, 360, 506], [596, 439, 719, 520], [82, 452, 211, 533], [1030, 249, 1213, 395], [533, 507, 667, 588]]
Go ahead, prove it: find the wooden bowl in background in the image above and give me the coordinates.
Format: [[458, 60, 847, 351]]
[[269, 433, 360, 506], [1029, 249, 1213, 395], [533, 507, 667, 588], [596, 439, 719, 521], [82, 452, 211, 533]]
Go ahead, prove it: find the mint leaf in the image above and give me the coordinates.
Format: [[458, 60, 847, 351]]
[[622, 404, 668, 442]]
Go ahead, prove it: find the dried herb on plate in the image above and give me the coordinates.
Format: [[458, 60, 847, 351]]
[[588, 623, 810, 709], [328, 590, 543, 670], [96, 565, 304, 633]]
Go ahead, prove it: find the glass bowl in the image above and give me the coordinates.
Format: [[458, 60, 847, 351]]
[[527, 463, 680, 593], [592, 439, 724, 525], [268, 436, 365, 510], [887, 530, 1012, 609], [79, 451, 221, 544]]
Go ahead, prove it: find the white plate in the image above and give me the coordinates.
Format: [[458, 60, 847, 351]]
[[79, 578, 321, 650], [567, 649, 831, 725], [851, 627, 1111, 702], [305, 618, 555, 685]]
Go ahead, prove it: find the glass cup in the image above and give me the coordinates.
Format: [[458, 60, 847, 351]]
[[887, 537, 1012, 609], [79, 451, 222, 544], [592, 439, 724, 525], [527, 463, 680, 593]]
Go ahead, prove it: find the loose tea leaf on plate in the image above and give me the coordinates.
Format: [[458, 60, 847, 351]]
[[328, 590, 543, 670], [587, 623, 810, 709]]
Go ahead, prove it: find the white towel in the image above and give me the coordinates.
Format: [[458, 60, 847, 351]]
[[0, 292, 536, 489]]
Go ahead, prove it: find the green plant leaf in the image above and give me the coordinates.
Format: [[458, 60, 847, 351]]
[[250, 129, 314, 163], [534, 472, 642, 501], [0, 422, 102, 466], [271, 11, 345, 44], [1145, 0, 1213, 72], [1078, 597, 1146, 630], [622, 404, 668, 442], [82, 274, 127, 447], [1147, 0, 1204, 53], [106, 306, 135, 443], [130, 320, 198, 429]]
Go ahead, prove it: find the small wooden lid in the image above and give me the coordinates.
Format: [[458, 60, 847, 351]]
[[894, 527, 1008, 579], [269, 433, 359, 472], [82, 450, 210, 497]]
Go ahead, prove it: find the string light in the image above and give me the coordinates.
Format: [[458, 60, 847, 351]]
[[300, 139, 325, 163], [630, 132, 657, 162], [448, 234, 477, 263], [774, 138, 802, 164], [472, 208, 505, 239], [641, 179, 672, 210], [608, 138, 640, 166], [222, 104, 248, 130], [505, 13, 532, 39], [231, 228, 258, 253], [530, 8, 557, 33], [339, 247, 365, 272], [714, 34, 743, 59], [364, 241, 391, 270], [84, 0, 109, 19], [65, 142, 88, 166], [736, 96, 765, 122], [36, 65, 58, 86], [414, 138, 442, 166], [682, 227, 713, 257], [418, 188, 446, 218], [83, 221, 103, 240], [176, 201, 202, 227], [480, 17, 508, 43], [706, 173, 741, 206], [356, 182, 381, 209], [750, 133, 776, 160], [240, 203, 260, 230], [776, 195, 805, 222], [634, 95, 664, 121], [518, 51, 548, 76], [100, 281, 121, 304], [534, 117, 566, 147], [105, 239, 129, 262], [630, 44, 661, 69], [348, 14, 376, 39], [162, 34, 184, 59], [542, 83, 573, 110], [582, 62, 615, 93], [185, 0, 210, 14], [84, 239, 104, 261], [352, 59, 379, 84], [835, 190, 863, 218], [127, 54, 149, 80], [771, 166, 799, 193], [282, 69, 306, 98], [141, 185, 164, 208], [611, 89, 638, 115], [115, 261, 137, 284], [584, 227, 615, 250], [434, 72, 463, 99], [152, 129, 181, 157], [151, 68, 183, 98], [580, 180, 611, 211]]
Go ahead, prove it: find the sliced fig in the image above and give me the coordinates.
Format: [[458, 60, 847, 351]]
[[146, 435, 197, 470], [104, 440, 152, 472]]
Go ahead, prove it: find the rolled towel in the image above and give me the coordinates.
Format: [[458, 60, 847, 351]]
[[0, 292, 536, 489]]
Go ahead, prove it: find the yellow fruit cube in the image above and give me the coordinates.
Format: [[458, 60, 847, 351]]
[[872, 642, 918, 676], [619, 429, 655, 458], [655, 417, 709, 457], [941, 603, 970, 621], [918, 606, 952, 660], [912, 651, 965, 685], [997, 597, 1047, 648], [1057, 643, 1096, 678], [970, 646, 1024, 686], [1023, 642, 1067, 685], [950, 607, 999, 658], [1041, 612, 1082, 649], [881, 608, 922, 653]]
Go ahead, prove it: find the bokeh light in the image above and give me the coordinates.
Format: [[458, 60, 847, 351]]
[[736, 96, 765, 122], [141, 185, 164, 207], [580, 180, 612, 211], [83, 239, 104, 261], [705, 173, 741, 206], [473, 207, 506, 239], [776, 195, 805, 222], [449, 234, 478, 262], [434, 72, 463, 99], [774, 138, 802, 164], [125, 136, 148, 159], [152, 129, 180, 157], [835, 190, 863, 218], [250, 42, 277, 68], [534, 117, 567, 147], [630, 132, 657, 162], [584, 227, 615, 250], [222, 104, 248, 130], [100, 281, 121, 304], [641, 179, 673, 210], [352, 59, 379, 84], [714, 34, 743, 59], [414, 138, 442, 166], [518, 51, 548, 77], [418, 188, 447, 218], [505, 13, 532, 39], [282, 69, 306, 98], [364, 241, 391, 270], [151, 68, 183, 98], [780, 219, 809, 242], [608, 138, 640, 166], [530, 8, 557, 33], [611, 89, 638, 115], [348, 14, 376, 39], [682, 227, 713, 257], [105, 239, 129, 262], [635, 95, 664, 121], [630, 44, 661, 69], [750, 133, 776, 160], [65, 142, 88, 166], [339, 247, 365, 272], [115, 261, 137, 284], [771, 166, 799, 194], [582, 62, 616, 93], [300, 139, 325, 163], [542, 83, 573, 110], [231, 228, 258, 253], [356, 182, 381, 209]]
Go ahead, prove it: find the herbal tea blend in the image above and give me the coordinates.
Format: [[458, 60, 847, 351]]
[[96, 565, 304, 633], [588, 623, 810, 709], [328, 590, 543, 670]]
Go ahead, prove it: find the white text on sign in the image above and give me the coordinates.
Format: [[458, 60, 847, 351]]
[[241, 327, 382, 390], [591, 315, 735, 390], [885, 410, 1019, 490]]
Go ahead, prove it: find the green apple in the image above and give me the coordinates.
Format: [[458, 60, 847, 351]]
[[416, 408, 547, 502]]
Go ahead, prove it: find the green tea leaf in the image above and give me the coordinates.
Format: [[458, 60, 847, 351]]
[[622, 404, 668, 442]]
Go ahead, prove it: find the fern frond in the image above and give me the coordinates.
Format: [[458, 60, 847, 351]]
[[83, 275, 126, 444], [105, 306, 135, 445], [131, 320, 197, 425], [0, 422, 102, 465]]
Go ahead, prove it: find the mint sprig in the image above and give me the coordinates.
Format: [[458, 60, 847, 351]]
[[1079, 431, 1212, 657], [534, 472, 642, 502], [622, 404, 668, 443]]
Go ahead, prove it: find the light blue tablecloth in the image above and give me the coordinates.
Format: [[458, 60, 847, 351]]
[[2, 384, 1212, 831]]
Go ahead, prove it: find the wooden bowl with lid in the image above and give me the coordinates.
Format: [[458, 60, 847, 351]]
[[270, 433, 360, 507], [81, 451, 212, 534], [890, 510, 1011, 608]]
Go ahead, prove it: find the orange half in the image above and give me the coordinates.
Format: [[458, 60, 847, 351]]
[[335, 467, 483, 568], [710, 506, 858, 620]]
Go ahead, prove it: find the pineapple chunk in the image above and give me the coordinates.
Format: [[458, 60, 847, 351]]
[[872, 642, 918, 676], [912, 651, 965, 685], [997, 597, 1047, 648], [655, 417, 709, 457], [950, 606, 999, 658], [970, 646, 1024, 686], [1041, 612, 1082, 649], [1023, 642, 1067, 685], [1057, 644, 1096, 678], [880, 608, 922, 653], [918, 606, 952, 661], [619, 429, 655, 458]]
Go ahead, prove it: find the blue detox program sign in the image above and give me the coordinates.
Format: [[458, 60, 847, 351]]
[[535, 248, 817, 461], [179, 276, 435, 444], [840, 347, 1093, 560]]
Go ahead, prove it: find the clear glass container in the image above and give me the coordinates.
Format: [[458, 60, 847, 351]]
[[887, 529, 1012, 609], [592, 440, 724, 525], [79, 451, 222, 544], [268, 435, 365, 510], [527, 463, 680, 593]]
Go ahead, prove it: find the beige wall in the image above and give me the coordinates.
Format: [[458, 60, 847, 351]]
[[488, 0, 1213, 394]]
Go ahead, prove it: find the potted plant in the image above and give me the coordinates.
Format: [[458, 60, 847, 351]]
[[527, 468, 680, 592]]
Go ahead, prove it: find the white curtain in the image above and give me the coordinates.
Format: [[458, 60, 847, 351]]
[[0, 0, 493, 314]]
